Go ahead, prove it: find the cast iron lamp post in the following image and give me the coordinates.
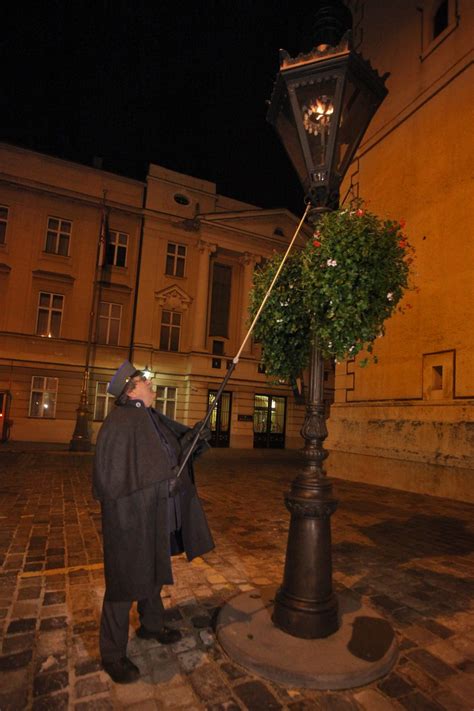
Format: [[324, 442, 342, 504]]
[[266, 4, 388, 638]]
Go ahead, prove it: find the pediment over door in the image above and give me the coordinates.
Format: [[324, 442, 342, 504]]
[[154, 284, 193, 311]]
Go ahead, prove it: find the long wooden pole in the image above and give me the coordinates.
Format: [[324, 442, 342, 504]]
[[175, 202, 311, 477]]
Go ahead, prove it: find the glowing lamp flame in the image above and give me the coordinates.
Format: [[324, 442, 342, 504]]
[[302, 95, 334, 136]]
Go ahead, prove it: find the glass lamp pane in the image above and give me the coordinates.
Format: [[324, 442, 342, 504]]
[[333, 74, 378, 178], [274, 90, 308, 186], [294, 76, 338, 171]]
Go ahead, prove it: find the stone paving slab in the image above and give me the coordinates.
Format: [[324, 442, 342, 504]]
[[1, 449, 474, 709]]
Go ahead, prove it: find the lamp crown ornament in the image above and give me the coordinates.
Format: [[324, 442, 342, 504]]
[[309, 0, 353, 49]]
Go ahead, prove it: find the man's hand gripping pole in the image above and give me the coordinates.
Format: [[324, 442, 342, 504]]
[[174, 202, 311, 478]]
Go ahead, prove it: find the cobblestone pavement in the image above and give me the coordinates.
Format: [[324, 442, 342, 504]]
[[1, 448, 474, 710]]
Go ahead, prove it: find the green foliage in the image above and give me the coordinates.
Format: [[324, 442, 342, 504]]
[[250, 206, 415, 381]]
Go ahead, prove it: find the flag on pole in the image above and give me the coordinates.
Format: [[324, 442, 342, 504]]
[[97, 207, 110, 268]]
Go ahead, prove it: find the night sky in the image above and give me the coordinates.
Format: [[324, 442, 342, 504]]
[[2, 0, 333, 215]]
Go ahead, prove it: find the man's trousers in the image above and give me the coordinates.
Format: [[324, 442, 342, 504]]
[[99, 587, 165, 662]]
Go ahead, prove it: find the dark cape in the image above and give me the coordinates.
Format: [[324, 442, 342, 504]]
[[93, 401, 214, 601]]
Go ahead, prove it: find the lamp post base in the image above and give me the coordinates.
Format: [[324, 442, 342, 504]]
[[272, 474, 339, 638], [69, 406, 91, 452], [273, 588, 338, 639], [218, 588, 398, 690]]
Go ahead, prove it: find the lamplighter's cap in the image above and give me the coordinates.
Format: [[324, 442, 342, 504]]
[[107, 360, 138, 397]]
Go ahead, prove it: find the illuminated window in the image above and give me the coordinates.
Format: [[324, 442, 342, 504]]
[[97, 302, 121, 345], [94, 382, 115, 420], [0, 206, 8, 245], [165, 242, 186, 277], [107, 230, 128, 267], [36, 292, 63, 337], [155, 386, 177, 419], [29, 376, 58, 418], [160, 310, 181, 351], [45, 217, 71, 256]]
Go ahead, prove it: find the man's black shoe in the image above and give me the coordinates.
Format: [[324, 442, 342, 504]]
[[102, 656, 140, 684], [136, 625, 182, 644]]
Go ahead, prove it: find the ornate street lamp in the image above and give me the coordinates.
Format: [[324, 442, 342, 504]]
[[266, 2, 388, 638]]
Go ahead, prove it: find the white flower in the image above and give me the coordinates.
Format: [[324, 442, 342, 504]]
[[326, 258, 338, 267], [387, 292, 394, 301]]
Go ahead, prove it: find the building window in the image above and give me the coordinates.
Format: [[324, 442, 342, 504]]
[[212, 340, 224, 355], [420, 0, 458, 59], [433, 0, 449, 38], [165, 242, 186, 277], [159, 310, 181, 351], [209, 262, 232, 337], [155, 385, 177, 419], [29, 376, 58, 418], [36, 292, 64, 337], [97, 302, 121, 345], [0, 206, 8, 245], [94, 381, 115, 420], [107, 230, 128, 267], [45, 217, 71, 256], [422, 351, 454, 400], [174, 193, 190, 206]]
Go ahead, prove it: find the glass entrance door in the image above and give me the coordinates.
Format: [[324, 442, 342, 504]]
[[208, 390, 232, 447], [253, 394, 286, 448]]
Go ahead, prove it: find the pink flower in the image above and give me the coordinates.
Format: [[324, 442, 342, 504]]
[[356, 208, 365, 217]]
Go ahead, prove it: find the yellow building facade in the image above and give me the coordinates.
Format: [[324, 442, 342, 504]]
[[326, 0, 474, 500], [0, 143, 312, 449]]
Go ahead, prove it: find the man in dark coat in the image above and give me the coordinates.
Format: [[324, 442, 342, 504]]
[[93, 360, 214, 684]]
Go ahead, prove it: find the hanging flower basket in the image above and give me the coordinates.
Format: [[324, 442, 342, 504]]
[[250, 206, 415, 381]]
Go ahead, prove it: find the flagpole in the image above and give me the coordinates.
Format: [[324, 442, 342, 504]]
[[69, 192, 108, 451]]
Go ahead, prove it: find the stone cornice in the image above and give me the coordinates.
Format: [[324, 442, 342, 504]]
[[32, 269, 75, 284]]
